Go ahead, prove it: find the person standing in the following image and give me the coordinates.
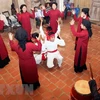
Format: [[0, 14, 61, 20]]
[[43, 2, 64, 33], [72, 8, 90, 50], [16, 4, 35, 41], [0, 35, 10, 68], [9, 27, 42, 91], [70, 19, 92, 73]]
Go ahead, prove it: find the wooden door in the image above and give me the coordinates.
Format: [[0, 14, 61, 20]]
[[90, 0, 100, 21], [74, 0, 91, 10]]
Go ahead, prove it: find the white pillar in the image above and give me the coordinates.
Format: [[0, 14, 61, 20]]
[[57, 0, 64, 12]]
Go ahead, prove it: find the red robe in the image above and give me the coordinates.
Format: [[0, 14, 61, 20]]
[[0, 35, 10, 68], [9, 40, 42, 84], [0, 20, 4, 30], [43, 9, 64, 33], [73, 15, 89, 49], [70, 25, 89, 72], [0, 35, 8, 60], [73, 15, 89, 32], [17, 11, 35, 40]]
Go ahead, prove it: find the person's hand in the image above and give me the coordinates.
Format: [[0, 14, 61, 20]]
[[72, 9, 75, 15], [70, 19, 75, 25], [42, 5, 45, 10], [8, 33, 13, 40], [57, 18, 61, 25], [63, 5, 66, 11], [16, 8, 19, 13], [31, 8, 34, 11]]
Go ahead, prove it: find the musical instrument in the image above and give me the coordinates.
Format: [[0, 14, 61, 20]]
[[70, 80, 92, 100]]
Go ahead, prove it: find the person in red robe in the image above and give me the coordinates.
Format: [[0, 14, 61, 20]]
[[0, 20, 4, 31], [43, 2, 64, 33], [0, 35, 10, 68], [70, 19, 92, 73], [72, 8, 90, 50], [16, 4, 35, 41], [9, 27, 42, 91]]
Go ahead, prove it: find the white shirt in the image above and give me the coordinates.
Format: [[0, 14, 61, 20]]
[[39, 24, 65, 52], [35, 9, 42, 18]]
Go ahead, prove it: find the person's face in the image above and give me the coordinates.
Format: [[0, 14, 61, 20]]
[[52, 4, 57, 10], [81, 12, 86, 19], [22, 6, 27, 12], [31, 38, 36, 43], [40, 5, 43, 10], [49, 36, 55, 42], [47, 4, 50, 7], [35, 8, 38, 12]]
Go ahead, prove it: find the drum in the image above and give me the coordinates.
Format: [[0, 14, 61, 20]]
[[70, 80, 92, 100]]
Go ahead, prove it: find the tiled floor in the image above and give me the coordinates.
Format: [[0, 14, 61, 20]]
[[0, 18, 100, 100]]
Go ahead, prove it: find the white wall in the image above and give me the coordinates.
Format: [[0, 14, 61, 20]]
[[0, 0, 12, 13], [70, 0, 74, 3], [18, 0, 25, 8]]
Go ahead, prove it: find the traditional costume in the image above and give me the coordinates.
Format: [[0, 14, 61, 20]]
[[9, 27, 42, 91], [0, 35, 10, 68], [70, 19, 92, 73], [43, 2, 64, 33], [73, 8, 90, 50], [17, 4, 35, 41], [40, 23, 65, 68]]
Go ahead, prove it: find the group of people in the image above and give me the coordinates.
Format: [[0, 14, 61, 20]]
[[1, 1, 100, 99]]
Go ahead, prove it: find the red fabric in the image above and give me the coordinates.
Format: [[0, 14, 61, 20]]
[[47, 49, 57, 53], [43, 9, 64, 33], [73, 15, 89, 32], [73, 15, 89, 46], [0, 35, 8, 60], [17, 11, 35, 40], [67, 11, 72, 16], [42, 53, 47, 60], [0, 20, 4, 30], [70, 25, 89, 67], [47, 34, 55, 40], [9, 40, 42, 83]]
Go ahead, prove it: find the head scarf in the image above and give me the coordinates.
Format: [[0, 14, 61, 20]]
[[15, 27, 27, 51], [82, 8, 90, 17], [82, 19, 92, 37]]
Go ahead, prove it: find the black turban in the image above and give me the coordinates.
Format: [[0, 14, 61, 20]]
[[82, 8, 90, 17], [15, 27, 27, 51], [82, 19, 92, 37]]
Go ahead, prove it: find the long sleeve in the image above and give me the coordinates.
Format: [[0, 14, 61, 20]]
[[16, 13, 22, 22], [39, 26, 46, 39], [73, 14, 80, 22], [57, 39, 65, 46], [55, 25, 60, 38], [59, 11, 64, 18], [43, 10, 49, 16], [9, 40, 18, 51], [31, 40, 42, 51], [70, 25, 87, 37], [29, 10, 35, 18]]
